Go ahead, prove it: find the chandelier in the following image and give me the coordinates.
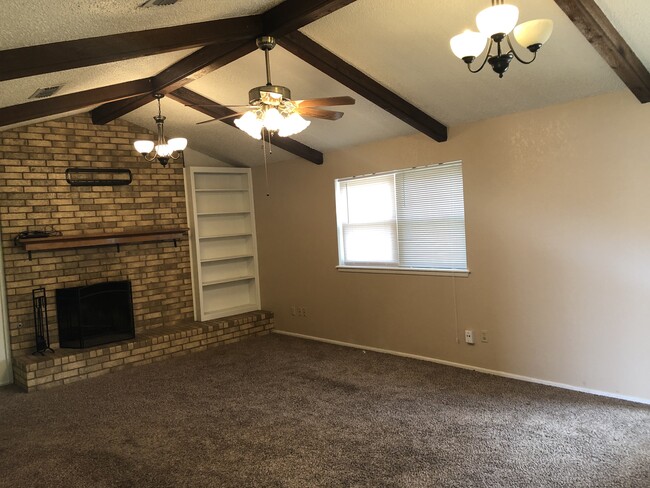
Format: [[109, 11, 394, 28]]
[[133, 94, 187, 166], [450, 1, 553, 78], [234, 37, 310, 140]]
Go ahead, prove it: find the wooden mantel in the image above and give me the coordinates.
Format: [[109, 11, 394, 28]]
[[16, 228, 189, 259]]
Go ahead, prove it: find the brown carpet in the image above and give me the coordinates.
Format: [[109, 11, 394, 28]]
[[0, 334, 648, 488]]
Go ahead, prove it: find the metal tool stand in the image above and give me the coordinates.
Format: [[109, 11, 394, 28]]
[[32, 287, 54, 355]]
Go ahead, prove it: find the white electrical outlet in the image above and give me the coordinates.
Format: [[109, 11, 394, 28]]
[[465, 329, 475, 345], [291, 306, 296, 316], [480, 330, 488, 343]]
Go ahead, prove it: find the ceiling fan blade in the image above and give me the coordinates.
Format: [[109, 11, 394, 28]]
[[295, 96, 355, 108], [298, 107, 345, 121], [196, 113, 243, 125], [186, 104, 255, 109]]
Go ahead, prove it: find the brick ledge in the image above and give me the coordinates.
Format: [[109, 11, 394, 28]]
[[13, 310, 274, 392]]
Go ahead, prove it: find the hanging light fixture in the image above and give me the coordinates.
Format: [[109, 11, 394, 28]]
[[133, 94, 187, 167], [234, 37, 311, 140], [450, 0, 553, 78]]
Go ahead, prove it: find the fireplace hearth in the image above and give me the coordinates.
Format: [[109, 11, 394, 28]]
[[56, 280, 135, 348]]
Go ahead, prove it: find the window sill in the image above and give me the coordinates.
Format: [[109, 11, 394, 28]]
[[336, 266, 470, 277]]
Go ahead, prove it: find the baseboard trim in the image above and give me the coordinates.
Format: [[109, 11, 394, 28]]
[[273, 330, 650, 406]]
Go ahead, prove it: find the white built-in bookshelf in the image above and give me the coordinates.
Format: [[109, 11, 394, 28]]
[[187, 167, 260, 321]]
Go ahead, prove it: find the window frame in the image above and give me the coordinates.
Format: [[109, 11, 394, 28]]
[[334, 161, 470, 277]]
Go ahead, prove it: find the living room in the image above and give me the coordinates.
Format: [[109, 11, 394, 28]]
[[0, 1, 648, 486]]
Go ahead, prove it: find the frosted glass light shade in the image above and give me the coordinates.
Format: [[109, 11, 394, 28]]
[[450, 30, 487, 59], [168, 137, 188, 151], [476, 4, 519, 36], [262, 107, 283, 132], [234, 111, 263, 140], [514, 19, 553, 49], [278, 112, 310, 137], [155, 144, 172, 157], [134, 140, 154, 154]]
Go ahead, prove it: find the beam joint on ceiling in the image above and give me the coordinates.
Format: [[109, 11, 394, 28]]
[[0, 79, 152, 128], [278, 31, 448, 142], [553, 0, 650, 103], [168, 87, 324, 165], [91, 41, 257, 125], [90, 0, 360, 125], [0, 16, 263, 83]]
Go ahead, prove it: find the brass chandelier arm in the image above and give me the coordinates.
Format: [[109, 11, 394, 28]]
[[506, 35, 538, 65], [141, 153, 159, 163]]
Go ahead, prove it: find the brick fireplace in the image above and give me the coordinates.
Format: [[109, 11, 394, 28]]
[[0, 114, 193, 354], [0, 114, 274, 390]]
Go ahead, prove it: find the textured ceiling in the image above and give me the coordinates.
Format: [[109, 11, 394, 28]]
[[0, 0, 283, 49], [301, 0, 625, 127], [0, 0, 648, 166], [0, 49, 197, 108]]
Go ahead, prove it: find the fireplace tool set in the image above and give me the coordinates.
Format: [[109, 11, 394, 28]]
[[32, 287, 54, 355]]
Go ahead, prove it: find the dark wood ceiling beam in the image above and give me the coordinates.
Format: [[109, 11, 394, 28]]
[[0, 79, 152, 128], [0, 16, 262, 83], [91, 0, 360, 125], [554, 0, 650, 103], [278, 31, 447, 142], [168, 87, 324, 165], [263, 0, 357, 37], [91, 41, 256, 125]]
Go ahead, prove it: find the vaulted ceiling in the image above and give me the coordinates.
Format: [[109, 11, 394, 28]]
[[0, 0, 648, 167]]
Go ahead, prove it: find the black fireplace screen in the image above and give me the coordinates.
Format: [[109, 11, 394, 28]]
[[56, 280, 135, 348]]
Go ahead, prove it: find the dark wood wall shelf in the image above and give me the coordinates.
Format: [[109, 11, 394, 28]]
[[16, 228, 189, 259]]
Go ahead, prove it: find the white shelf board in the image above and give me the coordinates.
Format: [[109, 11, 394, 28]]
[[202, 275, 256, 287], [199, 233, 252, 240], [196, 211, 250, 216], [202, 303, 258, 321], [200, 254, 254, 263], [195, 188, 249, 192]]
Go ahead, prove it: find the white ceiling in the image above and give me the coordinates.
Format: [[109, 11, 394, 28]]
[[0, 0, 647, 166], [0, 0, 284, 49]]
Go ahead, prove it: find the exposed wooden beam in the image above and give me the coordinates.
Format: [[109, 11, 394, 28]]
[[91, 41, 256, 125], [91, 0, 360, 125], [278, 32, 448, 142], [168, 87, 324, 165], [263, 0, 357, 37], [554, 0, 650, 103], [0, 79, 151, 128], [0, 16, 262, 83]]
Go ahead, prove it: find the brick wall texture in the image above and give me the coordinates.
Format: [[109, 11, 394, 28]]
[[0, 114, 194, 355]]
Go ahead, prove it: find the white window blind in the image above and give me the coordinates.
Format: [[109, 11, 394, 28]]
[[335, 162, 467, 273]]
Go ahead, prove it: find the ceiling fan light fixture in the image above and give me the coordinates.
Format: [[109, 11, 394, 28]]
[[223, 36, 353, 142]]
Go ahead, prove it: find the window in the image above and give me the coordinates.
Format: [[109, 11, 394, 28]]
[[335, 161, 468, 275]]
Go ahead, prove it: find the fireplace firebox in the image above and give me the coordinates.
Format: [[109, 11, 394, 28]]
[[56, 280, 135, 348]]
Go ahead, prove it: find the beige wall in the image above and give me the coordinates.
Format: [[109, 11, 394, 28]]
[[251, 90, 650, 402]]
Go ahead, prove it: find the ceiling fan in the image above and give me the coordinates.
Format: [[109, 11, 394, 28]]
[[195, 36, 355, 140]]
